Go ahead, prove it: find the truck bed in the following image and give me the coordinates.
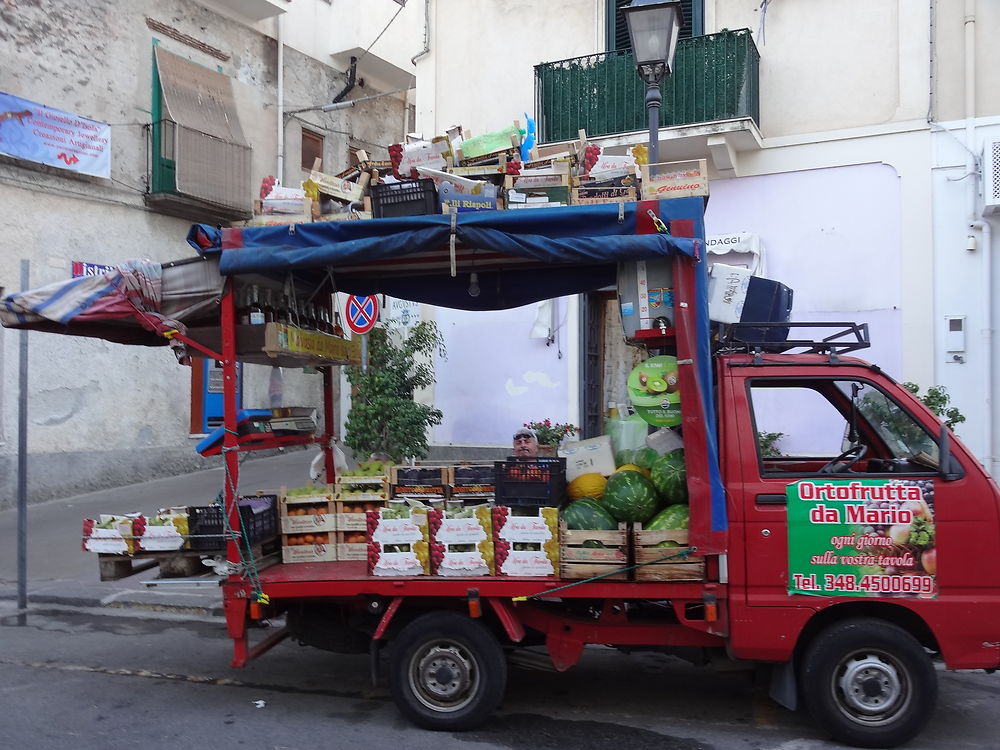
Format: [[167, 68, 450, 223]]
[[255, 560, 713, 600]]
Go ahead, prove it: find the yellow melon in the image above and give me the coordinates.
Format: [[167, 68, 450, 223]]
[[566, 472, 608, 501], [617, 463, 651, 478]]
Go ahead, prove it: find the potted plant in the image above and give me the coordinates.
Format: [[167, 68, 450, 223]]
[[524, 419, 580, 456]]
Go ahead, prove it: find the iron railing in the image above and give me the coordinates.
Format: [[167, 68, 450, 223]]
[[534, 29, 760, 144]]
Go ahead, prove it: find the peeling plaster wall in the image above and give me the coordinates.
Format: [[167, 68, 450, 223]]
[[0, 0, 407, 508]]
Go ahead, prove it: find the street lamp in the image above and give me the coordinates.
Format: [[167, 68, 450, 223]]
[[623, 0, 683, 167]]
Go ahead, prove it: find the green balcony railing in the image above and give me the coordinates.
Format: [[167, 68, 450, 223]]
[[534, 28, 760, 144]]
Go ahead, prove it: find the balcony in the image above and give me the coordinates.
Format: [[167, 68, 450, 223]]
[[534, 29, 760, 170], [146, 119, 253, 224]]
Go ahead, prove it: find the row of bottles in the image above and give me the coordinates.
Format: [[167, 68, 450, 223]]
[[237, 285, 344, 337]]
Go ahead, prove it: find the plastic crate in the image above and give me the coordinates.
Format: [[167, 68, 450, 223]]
[[188, 494, 279, 551], [493, 458, 567, 506], [370, 179, 438, 218]]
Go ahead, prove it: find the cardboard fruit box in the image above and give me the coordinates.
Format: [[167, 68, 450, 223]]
[[366, 506, 430, 576], [492, 506, 560, 577], [280, 485, 336, 534], [428, 506, 494, 576], [281, 535, 337, 564]]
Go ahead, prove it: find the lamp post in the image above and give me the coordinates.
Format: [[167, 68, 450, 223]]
[[623, 0, 683, 168]]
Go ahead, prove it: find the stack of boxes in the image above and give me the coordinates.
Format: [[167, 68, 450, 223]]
[[335, 471, 389, 561], [280, 485, 336, 563]]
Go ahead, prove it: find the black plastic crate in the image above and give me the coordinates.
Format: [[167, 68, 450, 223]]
[[370, 179, 438, 218], [188, 494, 278, 551], [494, 458, 567, 507]]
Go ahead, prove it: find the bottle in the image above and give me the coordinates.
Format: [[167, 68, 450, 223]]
[[275, 291, 289, 325], [237, 286, 250, 325], [263, 288, 276, 324], [248, 285, 265, 325]]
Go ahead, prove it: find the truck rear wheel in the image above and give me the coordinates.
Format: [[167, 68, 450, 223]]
[[389, 611, 506, 730], [801, 617, 936, 748]]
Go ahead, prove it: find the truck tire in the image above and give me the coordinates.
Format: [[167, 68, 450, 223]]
[[801, 617, 936, 748], [388, 611, 507, 730]]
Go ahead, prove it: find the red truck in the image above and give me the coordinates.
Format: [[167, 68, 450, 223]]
[[4, 196, 998, 748]]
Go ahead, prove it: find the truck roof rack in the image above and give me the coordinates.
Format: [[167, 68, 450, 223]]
[[716, 322, 871, 357]]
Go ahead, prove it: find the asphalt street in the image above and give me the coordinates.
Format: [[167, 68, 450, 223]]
[[0, 448, 316, 614]]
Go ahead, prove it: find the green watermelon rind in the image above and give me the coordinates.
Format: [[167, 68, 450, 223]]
[[601, 470, 660, 523], [561, 498, 618, 530], [646, 503, 690, 531], [651, 449, 688, 504]]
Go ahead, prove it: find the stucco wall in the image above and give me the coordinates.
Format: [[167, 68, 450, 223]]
[[0, 0, 407, 507]]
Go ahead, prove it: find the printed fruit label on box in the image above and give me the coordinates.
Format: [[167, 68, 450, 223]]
[[787, 479, 937, 598], [497, 515, 554, 544], [500, 550, 554, 576]]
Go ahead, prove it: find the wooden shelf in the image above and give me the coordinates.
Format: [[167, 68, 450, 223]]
[[185, 323, 362, 368]]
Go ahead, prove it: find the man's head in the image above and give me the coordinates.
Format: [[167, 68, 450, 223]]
[[512, 427, 539, 457]]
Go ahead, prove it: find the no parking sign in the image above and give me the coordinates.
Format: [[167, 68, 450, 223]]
[[345, 294, 379, 335]]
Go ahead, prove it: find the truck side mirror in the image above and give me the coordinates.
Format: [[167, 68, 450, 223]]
[[939, 425, 965, 482]]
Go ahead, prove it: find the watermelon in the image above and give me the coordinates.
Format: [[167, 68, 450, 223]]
[[632, 446, 659, 470], [614, 448, 637, 467], [601, 470, 659, 523], [651, 449, 688, 504], [561, 498, 618, 530], [646, 503, 690, 531]]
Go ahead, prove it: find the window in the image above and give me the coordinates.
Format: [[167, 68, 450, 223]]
[[301, 129, 324, 173], [149, 46, 252, 219], [748, 379, 939, 476], [607, 0, 703, 52]]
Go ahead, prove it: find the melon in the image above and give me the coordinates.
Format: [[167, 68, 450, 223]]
[[646, 503, 690, 531], [651, 449, 688, 504], [567, 472, 607, 501], [614, 448, 637, 468], [632, 446, 659, 470], [561, 499, 618, 530], [617, 463, 651, 478], [601, 469, 659, 523]]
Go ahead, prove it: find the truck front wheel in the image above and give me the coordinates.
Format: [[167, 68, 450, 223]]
[[801, 617, 936, 748], [389, 611, 507, 730]]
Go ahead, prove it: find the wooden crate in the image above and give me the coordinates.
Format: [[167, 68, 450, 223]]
[[631, 524, 703, 582], [559, 522, 630, 580]]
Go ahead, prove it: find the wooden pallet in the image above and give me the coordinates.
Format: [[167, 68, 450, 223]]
[[632, 525, 703, 582], [559, 522, 630, 580]]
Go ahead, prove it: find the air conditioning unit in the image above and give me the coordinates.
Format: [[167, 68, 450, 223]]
[[983, 140, 1000, 215]]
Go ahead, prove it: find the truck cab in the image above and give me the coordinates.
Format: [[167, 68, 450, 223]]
[[713, 333, 1000, 745]]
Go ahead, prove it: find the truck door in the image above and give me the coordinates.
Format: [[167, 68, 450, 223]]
[[731, 371, 1000, 610]]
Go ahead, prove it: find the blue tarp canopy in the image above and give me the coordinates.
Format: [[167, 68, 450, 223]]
[[191, 201, 702, 310], [189, 198, 728, 543]]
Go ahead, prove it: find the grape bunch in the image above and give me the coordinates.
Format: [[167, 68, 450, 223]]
[[259, 174, 276, 201], [413, 540, 430, 572], [505, 160, 522, 175], [81, 518, 95, 551], [582, 144, 601, 175], [429, 540, 446, 574], [366, 541, 381, 574], [494, 538, 510, 568], [387, 143, 404, 178], [365, 510, 379, 538], [427, 508, 443, 536], [478, 539, 495, 575]]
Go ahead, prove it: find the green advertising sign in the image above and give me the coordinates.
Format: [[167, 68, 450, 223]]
[[786, 479, 937, 598]]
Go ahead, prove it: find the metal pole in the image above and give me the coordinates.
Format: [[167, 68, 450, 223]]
[[17, 259, 29, 625], [646, 79, 662, 167]]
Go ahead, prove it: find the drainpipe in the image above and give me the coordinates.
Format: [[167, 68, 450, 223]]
[[410, 0, 431, 66], [332, 56, 358, 105], [964, 0, 993, 470], [276, 13, 284, 183]]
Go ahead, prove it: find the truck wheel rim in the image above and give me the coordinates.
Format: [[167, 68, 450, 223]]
[[409, 642, 478, 712], [834, 650, 908, 722]]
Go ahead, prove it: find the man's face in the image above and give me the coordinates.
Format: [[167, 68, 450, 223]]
[[513, 434, 539, 457]]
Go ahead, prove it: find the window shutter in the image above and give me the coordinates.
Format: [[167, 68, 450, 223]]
[[609, 0, 702, 51]]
